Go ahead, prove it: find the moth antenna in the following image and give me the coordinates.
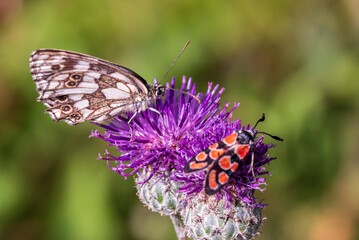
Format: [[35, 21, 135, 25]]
[[253, 112, 265, 129], [257, 132, 284, 141], [167, 86, 201, 104], [253, 113, 284, 141], [158, 40, 190, 85]]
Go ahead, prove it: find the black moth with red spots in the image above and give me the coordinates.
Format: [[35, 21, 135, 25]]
[[184, 113, 283, 195], [184, 129, 255, 195]]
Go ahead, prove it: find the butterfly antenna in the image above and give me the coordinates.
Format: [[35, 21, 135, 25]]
[[158, 40, 200, 103], [158, 40, 190, 85]]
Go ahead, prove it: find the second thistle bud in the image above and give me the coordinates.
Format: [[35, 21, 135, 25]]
[[182, 193, 264, 240]]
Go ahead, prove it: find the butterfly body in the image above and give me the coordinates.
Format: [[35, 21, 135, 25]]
[[184, 129, 255, 195], [29, 49, 165, 125]]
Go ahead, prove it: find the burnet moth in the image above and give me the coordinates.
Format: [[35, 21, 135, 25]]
[[184, 113, 283, 195]]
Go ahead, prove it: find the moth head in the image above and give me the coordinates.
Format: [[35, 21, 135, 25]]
[[237, 130, 256, 144]]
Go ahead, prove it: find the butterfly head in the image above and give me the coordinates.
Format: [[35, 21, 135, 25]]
[[154, 84, 166, 98], [146, 83, 166, 99]]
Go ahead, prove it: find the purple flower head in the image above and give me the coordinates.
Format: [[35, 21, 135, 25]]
[[90, 76, 276, 207]]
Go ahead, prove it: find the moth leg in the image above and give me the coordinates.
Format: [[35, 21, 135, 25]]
[[249, 152, 256, 180]]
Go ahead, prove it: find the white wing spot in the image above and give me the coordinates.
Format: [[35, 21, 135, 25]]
[[74, 61, 90, 70], [93, 115, 107, 122], [77, 82, 100, 90], [54, 74, 69, 81], [69, 95, 83, 101], [41, 92, 52, 99], [74, 99, 89, 109], [116, 82, 128, 91], [49, 109, 62, 118], [127, 84, 138, 92], [36, 54, 49, 60], [81, 109, 94, 119], [52, 56, 63, 60], [109, 72, 125, 80], [83, 75, 96, 83], [38, 66, 53, 72], [35, 60, 45, 65], [48, 81, 61, 89], [101, 88, 130, 99], [55, 88, 98, 95], [87, 72, 101, 78]]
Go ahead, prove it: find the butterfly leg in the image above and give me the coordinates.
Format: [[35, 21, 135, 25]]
[[148, 107, 165, 124], [127, 111, 139, 139]]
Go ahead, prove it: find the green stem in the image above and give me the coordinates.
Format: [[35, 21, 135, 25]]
[[170, 213, 186, 240]]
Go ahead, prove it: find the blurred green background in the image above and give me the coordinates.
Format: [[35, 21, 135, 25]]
[[1, 0, 359, 239]]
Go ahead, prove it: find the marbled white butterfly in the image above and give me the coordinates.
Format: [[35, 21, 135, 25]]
[[184, 113, 283, 195], [29, 41, 192, 125], [29, 49, 167, 125]]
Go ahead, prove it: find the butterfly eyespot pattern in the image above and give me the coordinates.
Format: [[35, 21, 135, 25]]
[[60, 105, 72, 113], [29, 49, 166, 125], [184, 129, 255, 195], [71, 74, 82, 80], [56, 95, 68, 102]]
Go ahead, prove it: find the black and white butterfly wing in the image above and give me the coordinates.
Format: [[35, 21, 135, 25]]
[[29, 49, 153, 125]]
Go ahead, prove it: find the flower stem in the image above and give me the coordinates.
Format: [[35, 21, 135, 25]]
[[170, 213, 186, 240]]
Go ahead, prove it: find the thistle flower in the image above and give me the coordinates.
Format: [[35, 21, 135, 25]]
[[90, 76, 278, 240]]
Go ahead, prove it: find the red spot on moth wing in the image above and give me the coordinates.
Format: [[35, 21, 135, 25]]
[[230, 162, 239, 172], [218, 156, 231, 170], [236, 145, 250, 159], [189, 161, 208, 170], [218, 172, 229, 184], [207, 170, 219, 192], [208, 142, 218, 150], [223, 133, 238, 145], [195, 152, 208, 161], [209, 149, 226, 160]]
